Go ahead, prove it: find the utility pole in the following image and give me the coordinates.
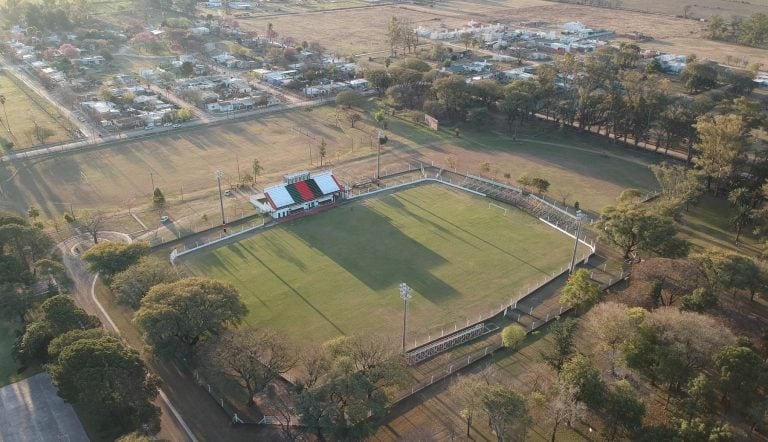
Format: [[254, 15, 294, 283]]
[[216, 170, 226, 225], [569, 210, 584, 274], [236, 154, 241, 184], [376, 130, 384, 180]]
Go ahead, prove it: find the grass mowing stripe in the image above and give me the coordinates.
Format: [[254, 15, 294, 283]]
[[180, 183, 577, 345]]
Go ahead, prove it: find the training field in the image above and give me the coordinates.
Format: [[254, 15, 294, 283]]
[[0, 72, 74, 149], [179, 183, 578, 346]]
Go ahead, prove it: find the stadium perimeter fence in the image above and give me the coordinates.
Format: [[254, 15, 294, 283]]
[[167, 162, 627, 427], [390, 268, 629, 406]]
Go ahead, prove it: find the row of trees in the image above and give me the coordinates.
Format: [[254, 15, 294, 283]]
[[84, 239, 411, 440], [451, 299, 765, 441], [583, 302, 766, 438], [0, 216, 161, 440], [369, 49, 764, 175], [707, 13, 768, 47], [15, 295, 161, 438]]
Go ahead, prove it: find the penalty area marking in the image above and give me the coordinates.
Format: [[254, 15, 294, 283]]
[[488, 202, 508, 215]]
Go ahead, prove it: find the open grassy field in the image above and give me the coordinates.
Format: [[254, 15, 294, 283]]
[[0, 71, 74, 149], [178, 184, 578, 344], [678, 195, 763, 256], [237, 0, 766, 65], [552, 0, 768, 19], [0, 104, 659, 233]]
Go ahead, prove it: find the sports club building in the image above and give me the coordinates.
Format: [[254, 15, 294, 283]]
[[250, 171, 344, 219]]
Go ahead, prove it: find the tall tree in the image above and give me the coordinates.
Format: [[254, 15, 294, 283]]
[[77, 210, 107, 244], [204, 328, 295, 406], [451, 375, 486, 437], [15, 295, 100, 365], [81, 242, 150, 278], [542, 318, 579, 373], [0, 223, 53, 272], [432, 75, 473, 121], [386, 16, 402, 56], [364, 69, 391, 97], [727, 187, 757, 242], [479, 384, 531, 442], [559, 354, 605, 409], [631, 258, 705, 307], [560, 269, 600, 311], [531, 382, 586, 442], [295, 334, 405, 440], [49, 336, 160, 437], [134, 277, 247, 357], [110, 256, 180, 309], [579, 302, 638, 375], [713, 345, 765, 409], [595, 203, 688, 260], [680, 62, 718, 93], [692, 249, 766, 301], [651, 162, 704, 213], [624, 307, 736, 390], [602, 380, 645, 441], [0, 283, 35, 324], [695, 114, 747, 194], [501, 324, 526, 349]]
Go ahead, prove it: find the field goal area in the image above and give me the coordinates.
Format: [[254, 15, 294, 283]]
[[488, 202, 508, 215]]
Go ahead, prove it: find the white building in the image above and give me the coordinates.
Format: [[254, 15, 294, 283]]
[[251, 171, 343, 219], [190, 27, 210, 35], [348, 78, 369, 90]]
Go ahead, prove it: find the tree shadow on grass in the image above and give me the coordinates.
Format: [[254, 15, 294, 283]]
[[286, 204, 461, 302], [396, 193, 551, 275], [378, 195, 482, 252]]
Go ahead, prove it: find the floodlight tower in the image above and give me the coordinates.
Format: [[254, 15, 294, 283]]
[[569, 210, 584, 274], [215, 170, 226, 225], [400, 282, 412, 353]]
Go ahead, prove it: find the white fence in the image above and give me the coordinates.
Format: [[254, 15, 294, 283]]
[[170, 220, 265, 264]]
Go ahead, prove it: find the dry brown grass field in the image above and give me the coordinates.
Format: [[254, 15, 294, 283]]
[[0, 71, 75, 148], [575, 0, 768, 19], [0, 104, 660, 236], [238, 0, 767, 65]]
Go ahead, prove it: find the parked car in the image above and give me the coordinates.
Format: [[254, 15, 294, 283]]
[[223, 190, 233, 197], [160, 215, 170, 223]]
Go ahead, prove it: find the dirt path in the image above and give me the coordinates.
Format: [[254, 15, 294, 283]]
[[58, 232, 197, 442]]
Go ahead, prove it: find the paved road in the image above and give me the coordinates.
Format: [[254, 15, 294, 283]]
[[0, 373, 89, 442], [58, 232, 197, 442], [0, 94, 330, 163]]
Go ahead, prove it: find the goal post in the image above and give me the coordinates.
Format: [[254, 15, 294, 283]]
[[488, 202, 508, 216]]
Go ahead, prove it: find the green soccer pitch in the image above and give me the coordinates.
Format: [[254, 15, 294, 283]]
[[178, 183, 579, 346]]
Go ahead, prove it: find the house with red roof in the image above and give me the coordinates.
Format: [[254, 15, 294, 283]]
[[250, 171, 344, 219]]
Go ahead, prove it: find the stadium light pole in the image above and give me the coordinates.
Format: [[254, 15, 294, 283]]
[[376, 130, 383, 181], [215, 170, 226, 225], [400, 282, 412, 354], [569, 210, 584, 274]]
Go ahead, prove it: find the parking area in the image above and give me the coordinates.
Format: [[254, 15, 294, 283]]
[[0, 373, 88, 442]]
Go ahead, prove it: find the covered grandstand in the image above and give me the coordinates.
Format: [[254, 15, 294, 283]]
[[250, 171, 344, 218]]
